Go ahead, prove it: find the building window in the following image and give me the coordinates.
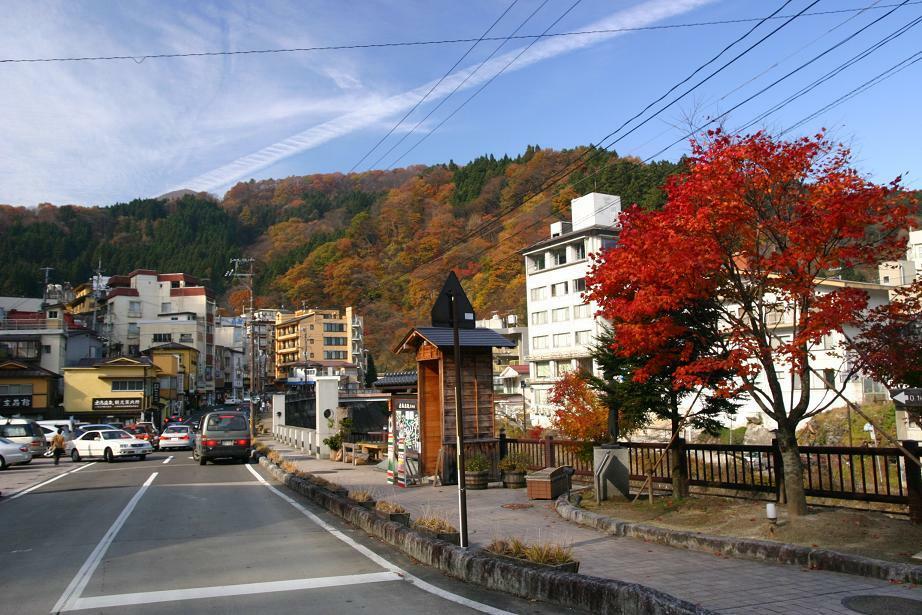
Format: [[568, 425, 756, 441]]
[[0, 340, 40, 360], [550, 248, 567, 266], [323, 350, 347, 360], [577, 357, 593, 373], [0, 384, 32, 395], [323, 323, 346, 332], [791, 369, 802, 390], [575, 330, 592, 345], [601, 238, 617, 251], [161, 302, 172, 313], [128, 345, 140, 356], [573, 278, 587, 293], [823, 368, 836, 390], [553, 333, 570, 348], [573, 241, 586, 260], [530, 286, 548, 301], [128, 301, 142, 317], [534, 361, 551, 378], [552, 307, 569, 322], [556, 361, 573, 376], [47, 310, 59, 319], [127, 323, 140, 337], [532, 335, 548, 350], [153, 333, 172, 343], [112, 380, 144, 391], [42, 344, 51, 354], [324, 336, 348, 346], [179, 333, 193, 343], [574, 304, 591, 319], [529, 254, 546, 272], [530, 311, 548, 325], [551, 282, 568, 297]]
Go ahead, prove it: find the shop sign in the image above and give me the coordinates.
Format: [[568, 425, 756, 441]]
[[92, 397, 143, 411]]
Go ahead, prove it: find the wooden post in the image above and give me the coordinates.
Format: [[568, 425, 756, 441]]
[[499, 428, 507, 459], [771, 438, 786, 504], [545, 434, 556, 467], [903, 440, 922, 524]]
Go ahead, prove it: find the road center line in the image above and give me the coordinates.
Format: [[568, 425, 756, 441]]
[[244, 464, 513, 615], [3, 462, 97, 502], [51, 472, 157, 614], [67, 572, 400, 611], [162, 456, 173, 464]]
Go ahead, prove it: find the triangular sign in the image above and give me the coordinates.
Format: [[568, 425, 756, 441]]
[[430, 271, 476, 329]]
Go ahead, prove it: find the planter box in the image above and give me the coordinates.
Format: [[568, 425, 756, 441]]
[[526, 467, 567, 500], [489, 551, 580, 574], [502, 471, 526, 488], [375, 509, 410, 527], [465, 470, 488, 490], [414, 525, 461, 545], [352, 499, 376, 510]]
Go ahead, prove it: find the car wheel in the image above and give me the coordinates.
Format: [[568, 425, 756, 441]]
[[71, 449, 81, 462], [104, 448, 114, 463], [0, 455, 7, 470], [199, 456, 207, 466], [139, 454, 147, 461]]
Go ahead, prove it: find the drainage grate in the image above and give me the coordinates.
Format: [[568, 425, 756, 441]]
[[841, 595, 922, 615]]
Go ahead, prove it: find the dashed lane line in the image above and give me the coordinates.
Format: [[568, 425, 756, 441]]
[[162, 456, 173, 464]]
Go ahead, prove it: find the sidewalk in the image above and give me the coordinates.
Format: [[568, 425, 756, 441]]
[[262, 438, 919, 614], [0, 454, 82, 499]]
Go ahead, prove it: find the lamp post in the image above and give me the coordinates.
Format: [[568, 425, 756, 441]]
[[520, 379, 528, 432]]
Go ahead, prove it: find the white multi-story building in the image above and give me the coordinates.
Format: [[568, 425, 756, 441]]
[[101, 270, 216, 404], [879, 229, 922, 287], [522, 192, 620, 420]]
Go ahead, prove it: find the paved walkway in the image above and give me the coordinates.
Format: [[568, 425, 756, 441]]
[[261, 438, 920, 614]]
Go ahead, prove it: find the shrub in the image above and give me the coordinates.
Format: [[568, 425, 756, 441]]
[[464, 453, 490, 472], [498, 452, 530, 472], [323, 432, 343, 451], [413, 514, 457, 534], [348, 489, 375, 503], [375, 500, 407, 514]]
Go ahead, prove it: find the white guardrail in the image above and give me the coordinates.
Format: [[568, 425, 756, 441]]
[[273, 424, 318, 454]]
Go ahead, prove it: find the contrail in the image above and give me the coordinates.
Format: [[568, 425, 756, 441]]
[[170, 0, 716, 194]]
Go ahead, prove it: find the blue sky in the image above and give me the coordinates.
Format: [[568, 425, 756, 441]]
[[1, 0, 920, 206]]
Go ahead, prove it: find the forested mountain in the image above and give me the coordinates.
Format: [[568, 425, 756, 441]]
[[0, 146, 683, 369]]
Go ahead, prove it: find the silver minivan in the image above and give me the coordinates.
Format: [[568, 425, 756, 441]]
[[193, 411, 251, 464], [0, 419, 47, 458]]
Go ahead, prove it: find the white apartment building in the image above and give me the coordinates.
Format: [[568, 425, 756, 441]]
[[879, 229, 922, 287], [101, 270, 216, 404], [522, 192, 620, 421]]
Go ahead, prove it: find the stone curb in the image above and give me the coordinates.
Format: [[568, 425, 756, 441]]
[[258, 455, 714, 615], [554, 496, 922, 585]]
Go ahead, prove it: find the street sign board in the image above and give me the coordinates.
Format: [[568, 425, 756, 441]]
[[890, 388, 922, 407]]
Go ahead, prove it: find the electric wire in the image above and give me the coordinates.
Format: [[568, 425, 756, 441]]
[[2, 3, 920, 64], [347, 0, 519, 174]]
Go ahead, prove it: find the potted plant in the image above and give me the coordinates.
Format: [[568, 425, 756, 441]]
[[412, 513, 460, 545], [498, 452, 529, 488], [464, 453, 490, 490], [375, 500, 410, 526], [485, 537, 579, 573], [322, 432, 343, 460]]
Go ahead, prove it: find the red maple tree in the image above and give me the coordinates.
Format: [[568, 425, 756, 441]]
[[549, 371, 609, 443], [587, 131, 921, 516]]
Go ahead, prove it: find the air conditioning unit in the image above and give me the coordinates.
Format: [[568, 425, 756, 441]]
[[506, 314, 518, 326]]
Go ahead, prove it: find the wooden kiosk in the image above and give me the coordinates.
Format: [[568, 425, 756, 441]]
[[394, 273, 514, 483]]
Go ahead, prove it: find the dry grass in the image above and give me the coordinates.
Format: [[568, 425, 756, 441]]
[[413, 513, 458, 534], [349, 489, 375, 503], [375, 500, 407, 514], [486, 537, 574, 565]]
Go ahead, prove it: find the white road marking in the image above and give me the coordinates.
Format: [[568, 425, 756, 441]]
[[51, 472, 158, 614], [244, 464, 514, 615], [3, 462, 97, 502], [162, 456, 173, 465], [67, 572, 400, 610]]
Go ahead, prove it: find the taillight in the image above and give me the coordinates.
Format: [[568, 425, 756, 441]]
[[20, 445, 30, 453], [32, 439, 42, 445], [204, 439, 219, 447], [179, 435, 189, 440], [235, 439, 250, 446]]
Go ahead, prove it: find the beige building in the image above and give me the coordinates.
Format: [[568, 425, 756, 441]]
[[63, 356, 161, 422], [274, 307, 365, 384]]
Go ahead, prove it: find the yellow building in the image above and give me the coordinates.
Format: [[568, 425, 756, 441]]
[[63, 357, 161, 422], [274, 307, 364, 382], [145, 343, 199, 416], [0, 360, 60, 418]]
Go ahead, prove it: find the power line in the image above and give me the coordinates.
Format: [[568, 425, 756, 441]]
[[347, 0, 519, 173], [4, 2, 921, 65], [365, 0, 554, 172]]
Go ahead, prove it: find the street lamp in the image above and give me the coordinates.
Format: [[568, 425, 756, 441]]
[[520, 379, 528, 431]]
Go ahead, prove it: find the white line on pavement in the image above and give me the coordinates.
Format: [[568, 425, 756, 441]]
[[244, 464, 514, 615], [68, 571, 401, 610], [51, 472, 158, 614], [162, 456, 173, 465], [3, 462, 97, 502]]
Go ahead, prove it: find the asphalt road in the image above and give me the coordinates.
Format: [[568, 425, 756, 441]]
[[0, 452, 572, 615]]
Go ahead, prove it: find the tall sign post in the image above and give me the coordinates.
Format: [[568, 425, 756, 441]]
[[450, 289, 468, 548]]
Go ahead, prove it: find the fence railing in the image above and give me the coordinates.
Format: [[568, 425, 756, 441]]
[[499, 432, 593, 477], [347, 430, 387, 444], [273, 424, 318, 455]]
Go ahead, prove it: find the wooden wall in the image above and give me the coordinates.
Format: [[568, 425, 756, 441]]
[[418, 359, 442, 475], [441, 349, 494, 443]]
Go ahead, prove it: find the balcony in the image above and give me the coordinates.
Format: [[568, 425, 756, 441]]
[[0, 318, 63, 331]]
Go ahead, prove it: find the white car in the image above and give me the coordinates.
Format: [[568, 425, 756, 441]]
[[0, 437, 32, 469], [158, 425, 193, 450], [68, 429, 152, 463]]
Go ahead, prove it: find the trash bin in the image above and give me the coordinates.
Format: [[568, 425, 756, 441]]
[[526, 466, 568, 500]]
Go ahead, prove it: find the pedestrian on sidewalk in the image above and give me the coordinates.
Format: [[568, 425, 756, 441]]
[[50, 428, 66, 465]]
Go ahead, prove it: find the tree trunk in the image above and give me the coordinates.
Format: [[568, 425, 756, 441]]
[[776, 422, 808, 516], [669, 396, 689, 498]]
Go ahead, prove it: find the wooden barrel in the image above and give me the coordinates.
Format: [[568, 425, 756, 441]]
[[465, 470, 488, 490]]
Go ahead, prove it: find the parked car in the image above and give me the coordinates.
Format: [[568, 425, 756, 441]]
[[68, 429, 153, 463], [193, 411, 251, 465], [75, 423, 118, 436], [38, 423, 75, 443], [124, 424, 159, 450], [158, 424, 193, 450], [0, 419, 47, 458], [0, 436, 32, 469]]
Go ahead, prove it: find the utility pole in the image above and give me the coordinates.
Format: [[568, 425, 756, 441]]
[[228, 257, 256, 438], [40, 267, 53, 305]]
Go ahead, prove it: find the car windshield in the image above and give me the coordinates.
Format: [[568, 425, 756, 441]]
[[1, 425, 30, 437], [101, 431, 133, 440], [206, 415, 248, 431]]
